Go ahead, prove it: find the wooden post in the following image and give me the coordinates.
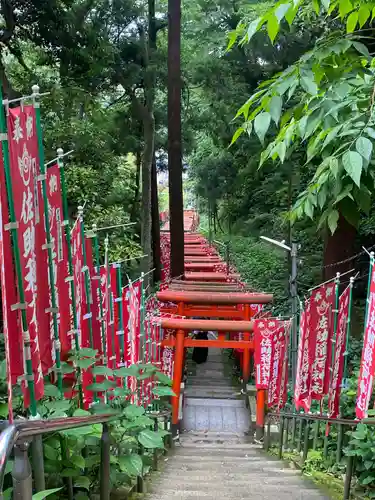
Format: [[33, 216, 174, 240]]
[[172, 329, 185, 430], [256, 389, 266, 440]]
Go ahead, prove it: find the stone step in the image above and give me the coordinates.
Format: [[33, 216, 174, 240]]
[[184, 397, 245, 407], [184, 389, 241, 399], [177, 442, 261, 450]]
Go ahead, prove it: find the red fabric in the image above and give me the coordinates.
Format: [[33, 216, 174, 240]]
[[110, 265, 121, 367], [254, 320, 280, 390], [47, 164, 71, 357], [294, 307, 307, 410], [328, 285, 350, 418], [309, 283, 335, 400], [357, 265, 375, 419], [0, 149, 23, 389], [277, 321, 291, 411], [267, 323, 288, 408], [85, 239, 102, 354], [7, 105, 44, 404]]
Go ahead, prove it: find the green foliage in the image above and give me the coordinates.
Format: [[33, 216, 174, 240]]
[[230, 0, 375, 233]]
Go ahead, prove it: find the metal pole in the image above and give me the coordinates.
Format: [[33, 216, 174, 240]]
[[290, 242, 298, 390]]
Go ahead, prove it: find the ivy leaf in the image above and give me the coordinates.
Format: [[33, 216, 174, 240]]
[[86, 380, 117, 392], [155, 371, 172, 386], [269, 95, 282, 125], [32, 489, 63, 500], [356, 137, 373, 161], [152, 386, 176, 397], [43, 384, 60, 398], [74, 477, 91, 491], [328, 210, 339, 234], [138, 430, 164, 449], [75, 358, 96, 370], [91, 365, 113, 377], [346, 11, 358, 33], [267, 14, 279, 44], [118, 454, 143, 476], [254, 112, 271, 144], [342, 150, 363, 186], [123, 404, 145, 419], [115, 365, 139, 377]]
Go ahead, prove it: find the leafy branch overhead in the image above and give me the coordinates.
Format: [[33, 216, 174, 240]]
[[229, 0, 375, 233]]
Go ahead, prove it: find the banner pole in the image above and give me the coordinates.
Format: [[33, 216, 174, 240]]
[[92, 225, 107, 363], [140, 272, 146, 364], [330, 273, 341, 376], [57, 148, 83, 406], [105, 236, 116, 370], [0, 88, 38, 416], [32, 85, 63, 394], [116, 264, 125, 363]]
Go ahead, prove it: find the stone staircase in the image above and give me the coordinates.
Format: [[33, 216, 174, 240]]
[[143, 349, 329, 499]]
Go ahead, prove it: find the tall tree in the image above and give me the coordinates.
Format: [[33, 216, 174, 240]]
[[168, 0, 184, 277]]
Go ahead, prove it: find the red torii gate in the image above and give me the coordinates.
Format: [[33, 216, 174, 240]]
[[157, 290, 273, 438]]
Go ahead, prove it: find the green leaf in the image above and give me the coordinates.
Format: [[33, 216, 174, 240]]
[[361, 474, 375, 485], [312, 0, 319, 14], [275, 3, 290, 22], [269, 95, 282, 125], [356, 137, 373, 161], [73, 408, 91, 417], [124, 404, 145, 419], [353, 41, 371, 58], [32, 489, 63, 500], [342, 150, 363, 186], [254, 112, 271, 144], [267, 14, 279, 44], [60, 362, 75, 375], [43, 384, 60, 398], [300, 74, 318, 95], [131, 415, 155, 427], [61, 468, 81, 477], [0, 402, 9, 418], [246, 18, 261, 43], [229, 127, 244, 146], [155, 371, 172, 386], [275, 141, 286, 163], [346, 11, 358, 33], [75, 358, 96, 370], [328, 210, 339, 234], [74, 476, 91, 490], [112, 387, 132, 397], [321, 0, 330, 10], [86, 380, 117, 392], [358, 5, 370, 27], [152, 386, 176, 397], [118, 454, 143, 476], [339, 0, 353, 18], [138, 430, 164, 449], [365, 127, 375, 139], [91, 365, 114, 377], [285, 5, 298, 25], [70, 455, 85, 469], [79, 348, 98, 358], [365, 460, 374, 470], [115, 365, 139, 377]]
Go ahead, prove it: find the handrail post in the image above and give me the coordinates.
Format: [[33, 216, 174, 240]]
[[303, 419, 310, 463], [344, 454, 354, 500], [284, 417, 289, 450], [313, 420, 320, 450], [278, 416, 285, 459], [264, 418, 271, 452], [100, 423, 110, 500], [12, 440, 32, 500], [336, 423, 343, 463], [297, 417, 303, 453], [291, 416, 296, 450]]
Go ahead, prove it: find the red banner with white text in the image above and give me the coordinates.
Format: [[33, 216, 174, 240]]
[[254, 319, 280, 390], [357, 264, 375, 419], [328, 285, 350, 418], [47, 164, 71, 357], [7, 105, 44, 404]]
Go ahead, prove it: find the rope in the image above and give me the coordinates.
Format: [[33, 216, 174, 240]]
[[322, 244, 375, 269]]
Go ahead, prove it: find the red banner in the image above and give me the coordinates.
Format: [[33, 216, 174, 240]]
[[47, 164, 71, 357], [7, 105, 44, 403], [100, 265, 112, 365], [71, 219, 83, 349], [268, 324, 287, 408], [110, 264, 121, 368], [129, 280, 141, 402], [309, 283, 335, 400], [357, 264, 375, 419], [328, 285, 350, 418], [254, 319, 280, 389], [278, 321, 291, 410], [0, 151, 23, 392], [122, 285, 131, 369], [85, 239, 101, 353], [294, 307, 307, 409]]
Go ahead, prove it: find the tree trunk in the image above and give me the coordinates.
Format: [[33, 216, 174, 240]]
[[141, 114, 155, 280], [323, 213, 357, 281], [168, 0, 184, 278], [130, 151, 141, 222], [151, 153, 161, 283]]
